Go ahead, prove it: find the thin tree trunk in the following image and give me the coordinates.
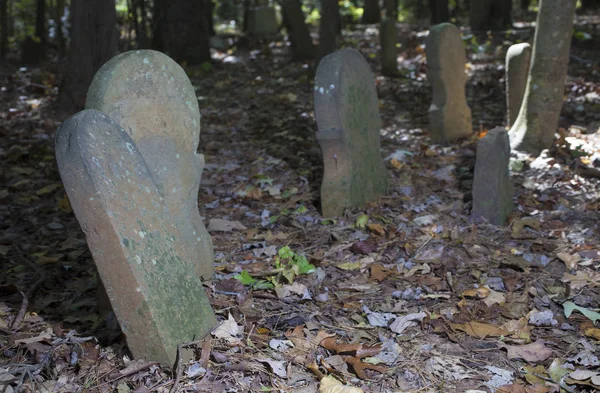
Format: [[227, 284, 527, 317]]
[[362, 0, 381, 24], [508, 0, 576, 154], [0, 0, 7, 60], [429, 0, 449, 24], [152, 0, 211, 65], [136, 0, 148, 48], [35, 0, 46, 42], [55, 0, 66, 56], [318, 0, 338, 62], [58, 0, 118, 115]]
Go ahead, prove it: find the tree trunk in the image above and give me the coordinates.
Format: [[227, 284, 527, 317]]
[[0, 0, 7, 61], [384, 0, 397, 19], [58, 0, 118, 115], [429, 0, 449, 24], [152, 0, 211, 65], [282, 0, 315, 60], [508, 0, 576, 154], [581, 0, 600, 9], [470, 0, 511, 30], [35, 0, 46, 42], [362, 0, 381, 24], [55, 0, 66, 56], [318, 0, 339, 62]]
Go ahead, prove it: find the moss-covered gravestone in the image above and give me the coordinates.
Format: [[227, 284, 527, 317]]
[[471, 127, 513, 225], [86, 50, 213, 280], [314, 48, 388, 217], [425, 23, 472, 144], [55, 110, 217, 365], [505, 43, 531, 127]]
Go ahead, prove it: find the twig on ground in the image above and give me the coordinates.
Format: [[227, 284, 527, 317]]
[[10, 245, 46, 331]]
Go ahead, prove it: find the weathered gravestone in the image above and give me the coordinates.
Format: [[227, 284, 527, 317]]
[[380, 18, 398, 77], [425, 23, 472, 144], [471, 127, 513, 225], [86, 50, 214, 280], [246, 4, 278, 36], [505, 43, 531, 127], [55, 110, 217, 365], [314, 48, 388, 217]]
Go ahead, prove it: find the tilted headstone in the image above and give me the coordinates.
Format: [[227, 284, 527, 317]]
[[314, 48, 388, 217], [471, 127, 513, 225], [425, 23, 472, 144], [505, 43, 531, 127], [247, 6, 279, 36], [55, 110, 217, 365], [86, 50, 214, 280], [380, 18, 398, 77]]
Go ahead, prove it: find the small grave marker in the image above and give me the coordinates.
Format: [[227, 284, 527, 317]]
[[471, 127, 513, 225], [505, 43, 532, 127], [314, 48, 388, 217]]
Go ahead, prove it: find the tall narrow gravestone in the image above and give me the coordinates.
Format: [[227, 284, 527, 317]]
[[55, 110, 217, 365], [505, 43, 532, 127], [471, 127, 513, 226], [314, 49, 388, 217], [86, 50, 214, 280], [425, 23, 472, 144]]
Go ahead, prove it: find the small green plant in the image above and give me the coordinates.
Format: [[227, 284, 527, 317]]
[[234, 246, 315, 289]]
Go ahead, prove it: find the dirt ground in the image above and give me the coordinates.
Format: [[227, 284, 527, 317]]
[[1, 15, 600, 393]]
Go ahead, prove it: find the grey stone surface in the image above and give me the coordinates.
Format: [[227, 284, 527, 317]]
[[55, 109, 217, 365], [86, 50, 213, 280], [472, 127, 513, 225], [247, 6, 278, 36], [425, 23, 472, 144], [505, 43, 531, 127], [314, 48, 388, 217]]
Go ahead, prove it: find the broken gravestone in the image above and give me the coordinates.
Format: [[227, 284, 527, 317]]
[[380, 17, 398, 76], [314, 48, 388, 217], [86, 50, 214, 280], [505, 43, 531, 127], [55, 109, 217, 365], [471, 127, 513, 225], [425, 23, 472, 144]]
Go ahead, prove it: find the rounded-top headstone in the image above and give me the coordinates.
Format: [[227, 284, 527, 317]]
[[425, 23, 472, 143], [314, 48, 388, 217], [86, 49, 213, 279], [505, 43, 532, 127]]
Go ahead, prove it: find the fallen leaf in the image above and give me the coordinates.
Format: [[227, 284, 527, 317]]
[[257, 358, 287, 378], [367, 223, 385, 236], [499, 340, 552, 363], [512, 217, 541, 238], [207, 219, 248, 232], [448, 321, 508, 338], [212, 313, 241, 343], [557, 252, 581, 270], [563, 301, 600, 324], [389, 312, 426, 334], [319, 375, 364, 393]]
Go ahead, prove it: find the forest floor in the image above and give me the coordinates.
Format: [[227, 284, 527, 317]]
[[1, 15, 600, 393]]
